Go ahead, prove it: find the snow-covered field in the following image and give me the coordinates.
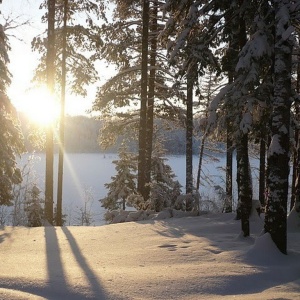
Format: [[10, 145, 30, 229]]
[[1, 212, 299, 299], [17, 153, 257, 225]]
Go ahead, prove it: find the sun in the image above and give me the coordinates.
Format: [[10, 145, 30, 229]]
[[20, 86, 60, 126]]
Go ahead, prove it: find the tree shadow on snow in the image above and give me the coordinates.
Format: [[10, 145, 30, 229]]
[[61, 227, 109, 299], [163, 271, 300, 298], [0, 227, 127, 299], [44, 226, 127, 300], [0, 226, 14, 244], [151, 215, 300, 296]]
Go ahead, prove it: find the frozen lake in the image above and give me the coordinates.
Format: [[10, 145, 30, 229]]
[[17, 152, 259, 225]]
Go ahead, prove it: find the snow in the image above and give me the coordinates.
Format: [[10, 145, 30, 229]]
[[268, 134, 285, 156], [240, 111, 252, 133], [282, 26, 294, 41], [0, 213, 300, 299]]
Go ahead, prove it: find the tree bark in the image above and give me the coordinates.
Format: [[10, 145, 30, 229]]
[[290, 55, 300, 211], [293, 140, 300, 213], [45, 0, 56, 225], [291, 125, 298, 211], [145, 0, 157, 200], [137, 0, 149, 201], [196, 73, 212, 192], [225, 120, 233, 213], [236, 1, 252, 233], [196, 135, 205, 191], [186, 73, 194, 210], [264, 0, 293, 254], [259, 126, 266, 208], [236, 133, 252, 237], [56, 0, 67, 226]]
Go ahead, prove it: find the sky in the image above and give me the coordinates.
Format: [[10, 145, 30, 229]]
[[1, 0, 107, 117], [0, 212, 299, 299]]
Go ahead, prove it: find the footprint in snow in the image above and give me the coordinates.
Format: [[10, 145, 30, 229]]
[[158, 244, 177, 251]]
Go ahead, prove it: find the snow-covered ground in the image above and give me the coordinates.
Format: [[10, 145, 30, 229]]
[[0, 212, 299, 300], [17, 153, 257, 225]]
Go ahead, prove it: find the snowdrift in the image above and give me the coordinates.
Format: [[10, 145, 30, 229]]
[[0, 213, 299, 300]]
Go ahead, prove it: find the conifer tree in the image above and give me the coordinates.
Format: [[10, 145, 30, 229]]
[[0, 9, 24, 206], [145, 0, 159, 202], [138, 0, 150, 200], [264, 0, 294, 254], [93, 0, 184, 204], [33, 0, 106, 223], [195, 70, 221, 192], [25, 185, 44, 227], [33, 0, 104, 97], [101, 145, 137, 211], [149, 138, 178, 211], [162, 0, 266, 237]]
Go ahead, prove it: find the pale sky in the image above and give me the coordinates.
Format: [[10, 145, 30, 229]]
[[1, 0, 110, 117]]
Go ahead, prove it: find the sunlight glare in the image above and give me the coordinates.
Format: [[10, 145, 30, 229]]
[[21, 86, 59, 126]]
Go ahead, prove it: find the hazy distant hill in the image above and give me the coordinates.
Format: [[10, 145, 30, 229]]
[[18, 114, 201, 154]]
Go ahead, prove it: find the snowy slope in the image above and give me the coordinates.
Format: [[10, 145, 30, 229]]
[[0, 213, 300, 300]]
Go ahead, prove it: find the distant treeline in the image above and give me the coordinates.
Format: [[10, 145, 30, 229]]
[[19, 114, 206, 154]]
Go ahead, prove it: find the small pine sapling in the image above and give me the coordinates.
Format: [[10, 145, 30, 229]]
[[150, 141, 178, 211], [101, 145, 137, 211], [25, 185, 44, 227]]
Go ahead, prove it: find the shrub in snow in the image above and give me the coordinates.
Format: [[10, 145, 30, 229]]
[[170, 180, 182, 206], [174, 190, 200, 212], [111, 212, 128, 224], [200, 199, 221, 213], [106, 208, 201, 224], [0, 206, 9, 225], [126, 210, 143, 222], [172, 209, 190, 218], [75, 187, 95, 226], [9, 154, 41, 226], [152, 208, 173, 220], [104, 210, 120, 222]]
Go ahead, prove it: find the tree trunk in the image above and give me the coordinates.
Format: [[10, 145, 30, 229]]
[[264, 0, 293, 254], [56, 0, 67, 226], [223, 6, 236, 213], [45, 0, 56, 225], [235, 0, 250, 227], [225, 120, 233, 213], [122, 197, 126, 211], [145, 1, 157, 200], [293, 140, 300, 213], [137, 0, 149, 201], [186, 74, 194, 211], [259, 128, 266, 208], [196, 73, 212, 192], [236, 133, 252, 237], [290, 56, 300, 211], [196, 135, 205, 191], [291, 126, 298, 211]]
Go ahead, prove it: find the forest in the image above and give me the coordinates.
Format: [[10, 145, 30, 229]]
[[0, 0, 300, 256], [19, 113, 204, 154]]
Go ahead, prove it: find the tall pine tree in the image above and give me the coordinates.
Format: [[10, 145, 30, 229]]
[[0, 19, 24, 205]]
